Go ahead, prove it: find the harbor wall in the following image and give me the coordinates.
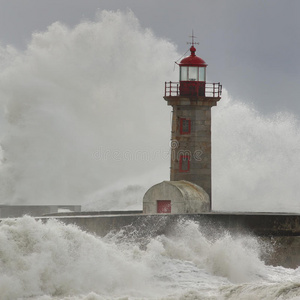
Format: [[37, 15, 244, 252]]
[[40, 212, 300, 268], [0, 205, 81, 218], [44, 212, 300, 236]]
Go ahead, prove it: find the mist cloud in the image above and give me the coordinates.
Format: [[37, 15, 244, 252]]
[[0, 10, 299, 213]]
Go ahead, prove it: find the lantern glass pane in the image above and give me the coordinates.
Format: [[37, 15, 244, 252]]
[[199, 67, 206, 81], [188, 67, 198, 81], [180, 67, 188, 81]]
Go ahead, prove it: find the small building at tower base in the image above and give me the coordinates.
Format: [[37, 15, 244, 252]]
[[143, 180, 210, 214]]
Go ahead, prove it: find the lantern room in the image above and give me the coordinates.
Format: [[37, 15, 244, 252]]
[[179, 45, 207, 96]]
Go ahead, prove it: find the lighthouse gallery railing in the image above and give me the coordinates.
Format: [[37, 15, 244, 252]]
[[164, 82, 222, 98]]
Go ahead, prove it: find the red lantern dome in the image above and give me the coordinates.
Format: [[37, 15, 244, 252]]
[[179, 46, 207, 67]]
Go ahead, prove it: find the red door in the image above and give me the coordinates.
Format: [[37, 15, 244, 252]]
[[157, 200, 171, 213]]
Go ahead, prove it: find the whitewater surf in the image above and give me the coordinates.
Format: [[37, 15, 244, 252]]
[[0, 216, 300, 300]]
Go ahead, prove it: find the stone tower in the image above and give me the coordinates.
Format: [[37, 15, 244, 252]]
[[163, 42, 221, 208]]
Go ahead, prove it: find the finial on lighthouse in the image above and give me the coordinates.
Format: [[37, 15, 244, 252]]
[[187, 30, 199, 56]]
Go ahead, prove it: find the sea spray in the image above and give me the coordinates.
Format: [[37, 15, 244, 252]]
[[0, 10, 300, 211], [106, 218, 269, 284], [1, 216, 300, 299], [213, 92, 300, 212], [0, 216, 157, 299], [0, 10, 175, 205]]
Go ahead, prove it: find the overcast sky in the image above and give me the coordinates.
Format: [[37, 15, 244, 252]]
[[0, 0, 299, 116]]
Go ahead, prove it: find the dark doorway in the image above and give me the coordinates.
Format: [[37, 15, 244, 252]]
[[157, 200, 171, 213]]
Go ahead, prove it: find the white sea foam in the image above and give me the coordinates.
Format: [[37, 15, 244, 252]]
[[0, 216, 157, 299], [0, 216, 300, 300]]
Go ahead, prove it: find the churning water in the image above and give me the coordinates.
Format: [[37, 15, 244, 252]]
[[1, 216, 300, 300], [0, 10, 300, 299]]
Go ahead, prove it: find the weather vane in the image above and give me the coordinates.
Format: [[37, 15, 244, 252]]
[[187, 30, 199, 47]]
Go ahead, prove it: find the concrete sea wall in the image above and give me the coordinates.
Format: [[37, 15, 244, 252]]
[[44, 212, 300, 236], [41, 212, 300, 268], [0, 205, 81, 218]]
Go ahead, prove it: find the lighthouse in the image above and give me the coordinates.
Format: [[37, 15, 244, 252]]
[[143, 36, 222, 214]]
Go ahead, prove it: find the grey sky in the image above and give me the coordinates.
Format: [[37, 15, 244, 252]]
[[0, 0, 299, 116]]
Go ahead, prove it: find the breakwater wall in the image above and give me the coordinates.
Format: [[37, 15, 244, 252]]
[[42, 212, 300, 268], [0, 205, 81, 218]]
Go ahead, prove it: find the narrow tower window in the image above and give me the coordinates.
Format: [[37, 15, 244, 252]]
[[180, 118, 191, 134], [179, 155, 190, 172]]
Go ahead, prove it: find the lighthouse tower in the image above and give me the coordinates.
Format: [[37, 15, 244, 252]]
[[164, 39, 222, 205], [143, 36, 221, 214]]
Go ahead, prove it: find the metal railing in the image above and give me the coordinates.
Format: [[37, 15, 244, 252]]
[[165, 82, 222, 98]]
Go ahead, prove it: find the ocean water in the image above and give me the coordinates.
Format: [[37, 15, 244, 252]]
[[0, 216, 300, 300]]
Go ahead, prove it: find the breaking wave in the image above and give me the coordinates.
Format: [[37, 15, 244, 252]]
[[1, 216, 300, 300]]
